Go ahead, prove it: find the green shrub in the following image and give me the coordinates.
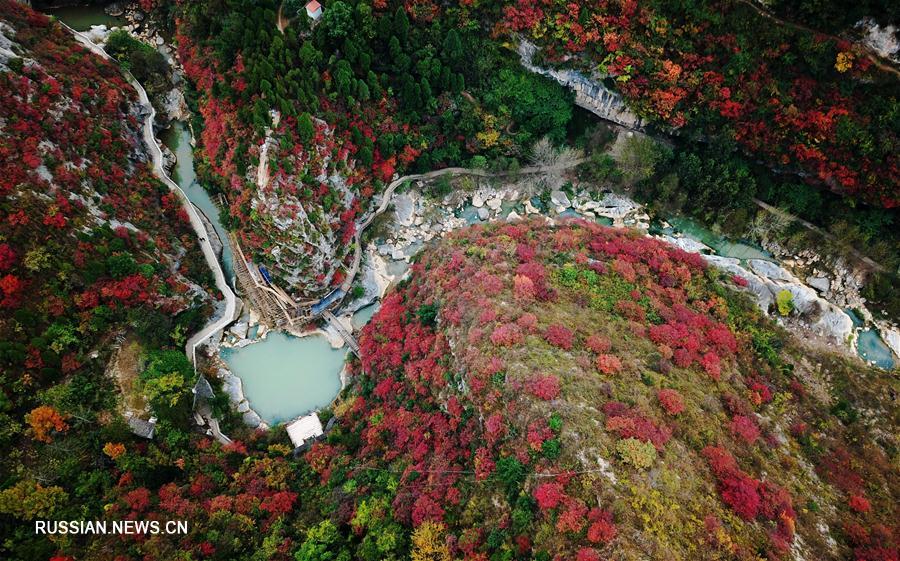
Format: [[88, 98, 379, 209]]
[[776, 290, 794, 316], [616, 438, 657, 470]]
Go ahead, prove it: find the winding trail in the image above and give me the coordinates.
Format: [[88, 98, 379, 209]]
[[752, 198, 887, 273], [341, 158, 586, 292], [734, 0, 900, 80], [64, 25, 239, 365]]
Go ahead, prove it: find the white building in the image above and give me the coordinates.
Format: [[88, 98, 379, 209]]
[[286, 413, 324, 448]]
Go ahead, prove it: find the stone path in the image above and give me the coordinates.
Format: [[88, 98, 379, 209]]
[[63, 23, 239, 365]]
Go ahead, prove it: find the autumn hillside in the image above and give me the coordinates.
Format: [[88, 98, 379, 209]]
[[0, 3, 215, 543], [306, 218, 900, 561]]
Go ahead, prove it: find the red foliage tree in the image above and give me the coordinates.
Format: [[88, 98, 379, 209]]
[[587, 508, 617, 544], [534, 482, 565, 510]]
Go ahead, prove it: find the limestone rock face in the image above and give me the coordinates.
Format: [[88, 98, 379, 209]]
[[518, 39, 644, 129], [749, 259, 793, 282], [550, 190, 571, 209], [160, 142, 176, 174], [162, 88, 189, 122], [880, 326, 900, 359], [393, 193, 416, 227], [219, 368, 244, 405], [229, 321, 249, 339], [242, 410, 263, 428], [806, 276, 831, 293], [664, 236, 710, 254]]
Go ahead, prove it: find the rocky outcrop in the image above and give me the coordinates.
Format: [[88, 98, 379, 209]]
[[162, 88, 189, 122], [856, 18, 900, 64], [0, 20, 27, 71], [688, 249, 855, 344], [758, 240, 868, 312], [160, 141, 176, 174], [575, 192, 645, 227], [518, 39, 643, 129]]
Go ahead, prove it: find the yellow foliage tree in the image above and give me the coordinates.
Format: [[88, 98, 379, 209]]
[[0, 480, 68, 520], [103, 442, 126, 459], [25, 405, 68, 443], [835, 52, 853, 73], [411, 521, 451, 561]]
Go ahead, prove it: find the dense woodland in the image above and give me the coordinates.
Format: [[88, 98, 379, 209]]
[[0, 1, 899, 560], [149, 0, 900, 308], [165, 0, 575, 294]]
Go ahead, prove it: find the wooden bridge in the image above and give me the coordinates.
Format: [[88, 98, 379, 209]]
[[229, 234, 361, 357], [230, 232, 310, 326]]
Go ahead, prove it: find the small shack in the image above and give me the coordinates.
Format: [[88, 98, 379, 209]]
[[286, 413, 324, 450], [126, 414, 157, 439], [305, 0, 323, 21]]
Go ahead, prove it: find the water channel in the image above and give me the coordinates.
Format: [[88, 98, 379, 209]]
[[159, 123, 236, 284], [157, 122, 348, 424], [46, 4, 125, 31]]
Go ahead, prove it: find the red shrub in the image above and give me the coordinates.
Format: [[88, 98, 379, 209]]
[[605, 411, 671, 451], [516, 243, 535, 262], [700, 352, 722, 379], [490, 323, 523, 347], [556, 499, 588, 533], [720, 473, 761, 520], [544, 323, 574, 350], [0, 244, 15, 271], [747, 379, 773, 406], [657, 389, 685, 416], [730, 415, 761, 444], [585, 334, 611, 354], [849, 494, 871, 513], [123, 487, 151, 513], [596, 353, 622, 374], [513, 274, 535, 301], [517, 312, 538, 332], [527, 420, 553, 450], [702, 445, 738, 478], [525, 374, 561, 400]]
